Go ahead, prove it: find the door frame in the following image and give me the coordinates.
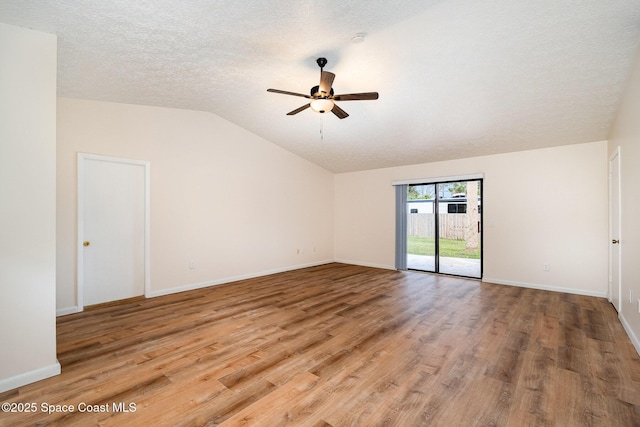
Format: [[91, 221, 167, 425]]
[[609, 147, 622, 312], [77, 153, 151, 311]]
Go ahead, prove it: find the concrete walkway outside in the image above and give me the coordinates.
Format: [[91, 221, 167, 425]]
[[407, 254, 481, 278]]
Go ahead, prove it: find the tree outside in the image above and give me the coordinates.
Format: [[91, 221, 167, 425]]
[[448, 182, 466, 195], [464, 181, 479, 250], [408, 184, 434, 200]]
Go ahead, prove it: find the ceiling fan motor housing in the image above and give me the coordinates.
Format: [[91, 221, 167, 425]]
[[310, 85, 334, 97]]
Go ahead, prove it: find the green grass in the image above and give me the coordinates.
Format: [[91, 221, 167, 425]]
[[408, 236, 480, 259]]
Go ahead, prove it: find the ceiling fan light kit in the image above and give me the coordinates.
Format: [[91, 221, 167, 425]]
[[267, 57, 378, 119], [310, 98, 334, 113]]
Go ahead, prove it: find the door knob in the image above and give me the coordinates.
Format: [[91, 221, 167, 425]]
[[612, 239, 619, 244], [83, 241, 91, 247]]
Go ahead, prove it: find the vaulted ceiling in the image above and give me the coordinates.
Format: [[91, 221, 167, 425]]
[[2, 0, 640, 172]]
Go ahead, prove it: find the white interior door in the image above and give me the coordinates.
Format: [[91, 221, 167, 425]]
[[78, 154, 149, 308], [609, 148, 621, 312]]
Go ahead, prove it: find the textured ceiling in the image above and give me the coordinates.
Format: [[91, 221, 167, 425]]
[[2, 0, 640, 172]]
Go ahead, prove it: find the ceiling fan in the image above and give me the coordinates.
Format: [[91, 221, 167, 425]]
[[267, 57, 379, 119]]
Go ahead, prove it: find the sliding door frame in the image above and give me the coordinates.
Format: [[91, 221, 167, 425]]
[[394, 174, 483, 279]]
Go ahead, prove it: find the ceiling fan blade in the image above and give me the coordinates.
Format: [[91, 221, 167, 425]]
[[267, 89, 311, 99], [319, 71, 335, 95], [287, 103, 311, 115], [333, 92, 379, 101], [331, 103, 349, 119]]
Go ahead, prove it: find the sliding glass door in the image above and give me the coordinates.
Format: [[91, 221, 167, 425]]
[[404, 179, 482, 278], [406, 184, 437, 272]]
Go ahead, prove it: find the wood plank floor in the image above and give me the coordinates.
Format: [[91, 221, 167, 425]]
[[2, 263, 640, 426]]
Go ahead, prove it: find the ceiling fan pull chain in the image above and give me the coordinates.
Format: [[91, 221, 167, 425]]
[[320, 116, 324, 140]]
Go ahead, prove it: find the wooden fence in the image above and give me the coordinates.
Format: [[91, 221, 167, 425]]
[[407, 213, 467, 240]]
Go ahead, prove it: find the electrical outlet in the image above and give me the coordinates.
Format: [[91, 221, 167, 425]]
[[543, 263, 550, 272], [189, 260, 197, 269]]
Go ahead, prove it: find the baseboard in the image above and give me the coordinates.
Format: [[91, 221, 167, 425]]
[[147, 259, 335, 298], [56, 306, 80, 317], [0, 361, 61, 393], [619, 312, 640, 357], [333, 259, 396, 271], [482, 277, 608, 299]]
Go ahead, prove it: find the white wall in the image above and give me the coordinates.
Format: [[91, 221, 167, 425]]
[[335, 141, 609, 296], [0, 23, 60, 392], [57, 98, 334, 311], [608, 45, 640, 353]]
